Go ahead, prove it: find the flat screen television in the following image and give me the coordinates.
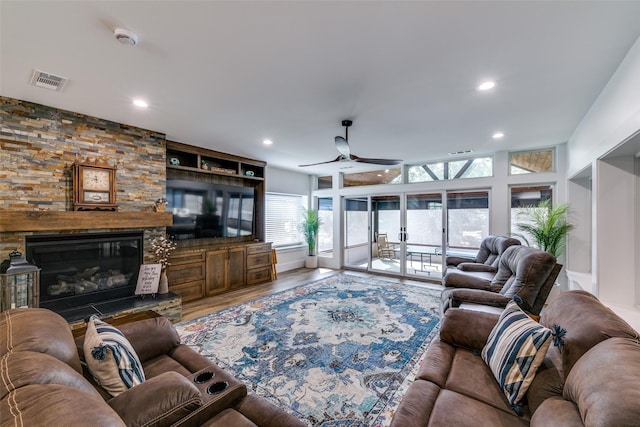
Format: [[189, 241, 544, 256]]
[[166, 179, 255, 241]]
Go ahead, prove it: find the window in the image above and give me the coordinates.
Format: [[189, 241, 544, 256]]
[[510, 185, 553, 243], [408, 156, 493, 183], [317, 197, 333, 255], [265, 193, 307, 247], [447, 191, 489, 249], [318, 176, 333, 190], [510, 149, 554, 175], [343, 168, 402, 187]]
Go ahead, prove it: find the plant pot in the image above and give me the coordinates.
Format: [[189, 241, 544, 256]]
[[305, 255, 318, 269]]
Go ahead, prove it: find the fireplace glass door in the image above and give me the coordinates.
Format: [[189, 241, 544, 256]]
[[26, 231, 143, 314]]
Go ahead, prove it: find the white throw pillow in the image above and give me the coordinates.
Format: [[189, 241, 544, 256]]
[[83, 315, 145, 396], [482, 300, 551, 411]]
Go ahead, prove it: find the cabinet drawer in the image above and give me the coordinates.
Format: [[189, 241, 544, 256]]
[[247, 252, 271, 269], [246, 266, 271, 285], [169, 280, 204, 302], [246, 243, 271, 255], [167, 262, 205, 285], [170, 251, 206, 265]]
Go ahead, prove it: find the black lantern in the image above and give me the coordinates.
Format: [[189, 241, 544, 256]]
[[0, 249, 40, 311]]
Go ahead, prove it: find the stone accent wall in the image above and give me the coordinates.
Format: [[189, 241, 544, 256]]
[[0, 96, 168, 261]]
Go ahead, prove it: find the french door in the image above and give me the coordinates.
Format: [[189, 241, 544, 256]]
[[343, 190, 489, 279], [343, 193, 446, 279]]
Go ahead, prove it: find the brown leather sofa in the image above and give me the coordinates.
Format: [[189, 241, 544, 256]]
[[390, 290, 640, 426], [0, 308, 305, 427], [442, 245, 561, 315], [446, 235, 521, 273]]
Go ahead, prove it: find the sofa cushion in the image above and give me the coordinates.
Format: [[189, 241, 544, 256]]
[[0, 383, 126, 427], [539, 290, 640, 380], [84, 315, 146, 396], [563, 337, 640, 426], [482, 300, 552, 409], [0, 351, 99, 401], [0, 308, 82, 373]]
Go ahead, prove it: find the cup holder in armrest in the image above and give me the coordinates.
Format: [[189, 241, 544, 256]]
[[194, 371, 215, 384], [206, 381, 229, 395]]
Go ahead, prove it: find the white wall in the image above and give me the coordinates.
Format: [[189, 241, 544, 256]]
[[566, 35, 640, 329], [568, 36, 640, 177], [265, 166, 311, 272], [266, 166, 311, 195]]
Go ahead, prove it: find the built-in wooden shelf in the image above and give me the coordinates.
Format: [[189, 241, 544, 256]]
[[0, 211, 173, 232]]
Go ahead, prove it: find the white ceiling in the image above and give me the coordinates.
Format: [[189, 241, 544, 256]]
[[2, 1, 640, 175]]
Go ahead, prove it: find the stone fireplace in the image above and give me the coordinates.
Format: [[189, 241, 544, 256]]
[[26, 231, 143, 319], [1, 97, 181, 326]]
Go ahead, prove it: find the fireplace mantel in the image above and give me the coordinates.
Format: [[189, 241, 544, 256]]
[[0, 211, 172, 232]]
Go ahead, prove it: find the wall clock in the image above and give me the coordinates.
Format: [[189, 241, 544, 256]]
[[72, 160, 118, 211]]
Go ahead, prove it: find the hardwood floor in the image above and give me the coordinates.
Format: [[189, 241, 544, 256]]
[[181, 267, 442, 323]]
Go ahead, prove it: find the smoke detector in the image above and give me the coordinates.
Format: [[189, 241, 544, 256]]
[[114, 28, 138, 46], [30, 70, 68, 91]]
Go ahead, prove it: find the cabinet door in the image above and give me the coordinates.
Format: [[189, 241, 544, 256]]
[[228, 247, 246, 288], [205, 249, 228, 295]]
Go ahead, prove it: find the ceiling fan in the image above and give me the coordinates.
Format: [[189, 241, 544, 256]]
[[298, 120, 402, 167]]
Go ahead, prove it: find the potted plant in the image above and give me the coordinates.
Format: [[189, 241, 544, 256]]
[[300, 208, 322, 268], [512, 200, 574, 258]]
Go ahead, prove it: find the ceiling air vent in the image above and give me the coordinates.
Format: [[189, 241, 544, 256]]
[[448, 149, 474, 156], [30, 70, 68, 91]]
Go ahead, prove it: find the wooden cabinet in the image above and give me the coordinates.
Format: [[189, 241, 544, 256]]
[[205, 246, 246, 295], [165, 140, 271, 302], [246, 243, 272, 285], [170, 242, 271, 300], [165, 249, 206, 303]]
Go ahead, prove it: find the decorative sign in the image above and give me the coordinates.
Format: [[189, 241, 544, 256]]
[[135, 264, 162, 295]]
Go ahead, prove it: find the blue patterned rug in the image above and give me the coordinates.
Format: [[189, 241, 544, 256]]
[[176, 273, 441, 426]]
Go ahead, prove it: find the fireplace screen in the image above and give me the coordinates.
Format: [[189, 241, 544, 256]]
[[26, 232, 143, 311]]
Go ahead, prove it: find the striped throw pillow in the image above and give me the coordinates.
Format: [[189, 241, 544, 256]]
[[481, 300, 551, 410], [83, 315, 145, 396]]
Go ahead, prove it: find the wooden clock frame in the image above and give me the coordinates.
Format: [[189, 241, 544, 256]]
[[72, 159, 118, 211]]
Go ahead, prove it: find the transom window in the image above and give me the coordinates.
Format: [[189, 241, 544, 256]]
[[408, 156, 493, 183], [510, 148, 555, 175]]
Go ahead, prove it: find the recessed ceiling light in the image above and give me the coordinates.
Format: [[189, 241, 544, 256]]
[[133, 99, 148, 108], [492, 132, 504, 139], [477, 80, 496, 91], [262, 139, 273, 145]]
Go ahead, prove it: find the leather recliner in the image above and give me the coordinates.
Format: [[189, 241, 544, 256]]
[[441, 245, 560, 315], [0, 308, 305, 427], [446, 235, 521, 273]]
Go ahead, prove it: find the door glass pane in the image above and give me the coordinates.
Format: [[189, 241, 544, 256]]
[[446, 191, 489, 257], [406, 193, 443, 278], [317, 197, 333, 256], [371, 195, 400, 274], [344, 197, 368, 268]]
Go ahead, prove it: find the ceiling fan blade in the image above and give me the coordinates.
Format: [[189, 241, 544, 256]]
[[334, 136, 351, 158], [352, 155, 403, 165], [298, 155, 344, 167]]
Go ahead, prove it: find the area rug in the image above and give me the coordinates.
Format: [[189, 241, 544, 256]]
[[175, 273, 441, 427]]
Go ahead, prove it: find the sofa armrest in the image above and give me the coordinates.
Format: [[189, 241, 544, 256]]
[[446, 255, 475, 267], [116, 317, 181, 363], [108, 371, 202, 427], [439, 308, 499, 350], [442, 271, 492, 290], [458, 262, 497, 273], [446, 288, 511, 309]]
